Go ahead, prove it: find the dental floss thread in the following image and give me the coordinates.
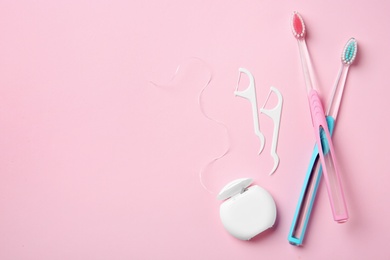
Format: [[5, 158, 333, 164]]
[[150, 57, 232, 194]]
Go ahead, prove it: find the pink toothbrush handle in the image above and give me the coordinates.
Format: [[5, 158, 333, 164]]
[[308, 89, 348, 223]]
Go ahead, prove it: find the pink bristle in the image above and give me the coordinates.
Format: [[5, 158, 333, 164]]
[[292, 12, 305, 39]]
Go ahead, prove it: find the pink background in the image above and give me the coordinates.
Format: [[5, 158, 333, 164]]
[[0, 0, 389, 259]]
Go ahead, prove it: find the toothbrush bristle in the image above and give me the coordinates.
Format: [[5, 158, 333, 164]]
[[342, 38, 357, 65], [292, 11, 305, 39]]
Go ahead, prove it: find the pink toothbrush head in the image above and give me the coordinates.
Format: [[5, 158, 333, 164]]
[[291, 11, 314, 93], [292, 11, 306, 39]]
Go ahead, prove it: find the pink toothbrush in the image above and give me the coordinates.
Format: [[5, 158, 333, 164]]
[[292, 11, 348, 223]]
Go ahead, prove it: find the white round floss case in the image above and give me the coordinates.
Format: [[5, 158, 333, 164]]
[[217, 178, 277, 240]]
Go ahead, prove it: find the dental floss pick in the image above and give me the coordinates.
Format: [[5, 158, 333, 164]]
[[235, 68, 265, 154], [260, 87, 283, 175]]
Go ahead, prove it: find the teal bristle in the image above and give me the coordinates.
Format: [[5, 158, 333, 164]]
[[342, 38, 357, 65]]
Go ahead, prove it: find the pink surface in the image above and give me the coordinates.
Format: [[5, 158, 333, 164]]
[[0, 1, 389, 259]]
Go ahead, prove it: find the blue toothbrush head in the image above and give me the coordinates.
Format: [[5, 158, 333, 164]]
[[342, 38, 357, 65]]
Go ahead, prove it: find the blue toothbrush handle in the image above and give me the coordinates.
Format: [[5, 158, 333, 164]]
[[288, 116, 335, 246]]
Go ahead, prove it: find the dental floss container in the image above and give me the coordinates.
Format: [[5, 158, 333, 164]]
[[217, 178, 277, 240]]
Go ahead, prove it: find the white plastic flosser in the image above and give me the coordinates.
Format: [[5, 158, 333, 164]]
[[260, 87, 283, 175], [235, 68, 265, 154]]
